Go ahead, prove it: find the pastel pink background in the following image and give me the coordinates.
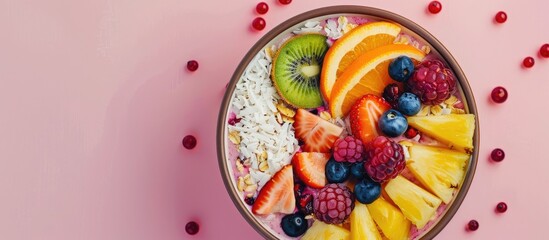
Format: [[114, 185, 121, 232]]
[[1, 0, 548, 239]]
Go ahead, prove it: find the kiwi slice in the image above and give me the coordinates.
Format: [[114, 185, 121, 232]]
[[272, 34, 329, 109]]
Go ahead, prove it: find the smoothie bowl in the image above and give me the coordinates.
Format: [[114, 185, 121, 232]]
[[217, 6, 479, 240]]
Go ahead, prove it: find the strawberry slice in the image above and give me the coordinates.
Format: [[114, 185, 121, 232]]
[[252, 165, 295, 215], [292, 152, 331, 189], [293, 109, 343, 153], [349, 94, 391, 145]]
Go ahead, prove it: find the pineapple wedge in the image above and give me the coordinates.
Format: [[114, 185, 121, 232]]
[[407, 114, 475, 152], [385, 175, 442, 229], [302, 220, 350, 240], [350, 202, 382, 240], [407, 144, 469, 204], [367, 198, 410, 240]]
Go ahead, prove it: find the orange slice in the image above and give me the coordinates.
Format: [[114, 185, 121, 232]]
[[329, 44, 426, 118], [320, 21, 401, 101]]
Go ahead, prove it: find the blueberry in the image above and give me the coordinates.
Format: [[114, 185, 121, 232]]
[[388, 56, 415, 82], [325, 159, 351, 183], [398, 92, 421, 116], [350, 162, 366, 179], [379, 109, 408, 137], [354, 178, 381, 204], [281, 213, 308, 237]]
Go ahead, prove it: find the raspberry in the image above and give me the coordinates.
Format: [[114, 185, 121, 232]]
[[313, 184, 354, 224], [333, 136, 365, 163], [406, 60, 456, 105], [364, 136, 406, 182]]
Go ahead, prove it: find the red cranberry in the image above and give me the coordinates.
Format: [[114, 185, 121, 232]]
[[495, 11, 507, 23], [467, 220, 479, 231], [256, 2, 269, 14], [523, 57, 535, 68], [404, 127, 419, 139], [491, 148, 505, 162], [279, 0, 292, 5], [252, 17, 266, 31], [428, 1, 442, 14], [185, 221, 199, 235], [187, 60, 199, 72], [496, 202, 508, 213], [491, 86, 508, 103], [182, 135, 197, 149], [540, 43, 549, 58]]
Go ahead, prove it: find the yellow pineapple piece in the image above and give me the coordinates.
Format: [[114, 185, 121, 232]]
[[302, 220, 350, 240], [407, 144, 469, 204], [367, 198, 410, 240], [350, 202, 382, 240], [407, 114, 475, 153], [385, 175, 442, 229]]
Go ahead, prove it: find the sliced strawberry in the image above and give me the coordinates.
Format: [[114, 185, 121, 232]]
[[293, 109, 343, 153], [252, 165, 295, 215], [349, 94, 391, 145], [292, 152, 330, 189]]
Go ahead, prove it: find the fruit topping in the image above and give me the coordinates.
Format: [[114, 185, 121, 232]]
[[292, 152, 331, 188], [330, 44, 425, 117], [406, 144, 469, 203], [281, 213, 308, 237], [428, 1, 442, 14], [313, 183, 355, 224], [333, 136, 365, 163], [404, 126, 419, 139], [297, 193, 314, 215], [187, 60, 199, 72], [256, 2, 269, 14], [406, 59, 456, 105], [496, 202, 508, 213], [350, 162, 367, 179], [320, 21, 401, 101], [379, 109, 408, 137], [350, 202, 382, 240], [398, 92, 421, 116], [407, 114, 476, 152], [364, 136, 406, 182], [468, 220, 479, 231], [491, 86, 508, 103], [325, 159, 351, 183], [301, 220, 350, 240], [495, 11, 507, 23], [382, 83, 402, 108], [252, 17, 266, 31], [294, 109, 344, 152], [354, 178, 381, 204], [252, 165, 295, 215], [491, 148, 505, 162], [272, 34, 329, 109], [182, 135, 197, 149], [185, 221, 200, 235], [388, 56, 415, 82], [367, 198, 411, 240], [523, 56, 535, 68], [541, 43, 549, 58], [349, 95, 391, 144], [244, 196, 255, 206], [385, 175, 442, 229]]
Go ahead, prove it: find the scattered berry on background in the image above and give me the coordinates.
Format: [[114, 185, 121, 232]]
[[256, 2, 269, 14], [406, 59, 456, 105], [354, 178, 381, 204], [398, 92, 421, 116], [350, 162, 367, 179], [379, 109, 408, 137], [187, 60, 199, 72], [252, 17, 266, 30], [523, 56, 535, 68], [540, 43, 549, 58], [281, 213, 308, 237], [333, 136, 365, 163], [313, 183, 355, 224], [388, 56, 415, 82], [279, 0, 292, 5], [404, 126, 419, 139], [495, 11, 507, 23], [382, 83, 402, 108], [185, 221, 200, 235], [244, 196, 255, 206], [325, 159, 351, 183], [467, 220, 479, 231], [182, 135, 197, 149], [496, 202, 508, 213], [364, 136, 406, 182], [490, 148, 505, 162], [491, 86, 508, 103], [428, 1, 442, 14]]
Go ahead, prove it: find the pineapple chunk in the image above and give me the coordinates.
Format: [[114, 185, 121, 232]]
[[408, 144, 469, 203], [385, 175, 442, 229], [367, 198, 410, 240], [302, 220, 350, 240], [407, 114, 475, 152], [350, 202, 382, 240]]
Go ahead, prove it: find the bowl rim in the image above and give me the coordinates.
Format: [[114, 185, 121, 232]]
[[217, 5, 479, 240]]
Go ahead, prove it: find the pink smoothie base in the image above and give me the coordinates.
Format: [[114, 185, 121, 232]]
[[2, 1, 549, 240]]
